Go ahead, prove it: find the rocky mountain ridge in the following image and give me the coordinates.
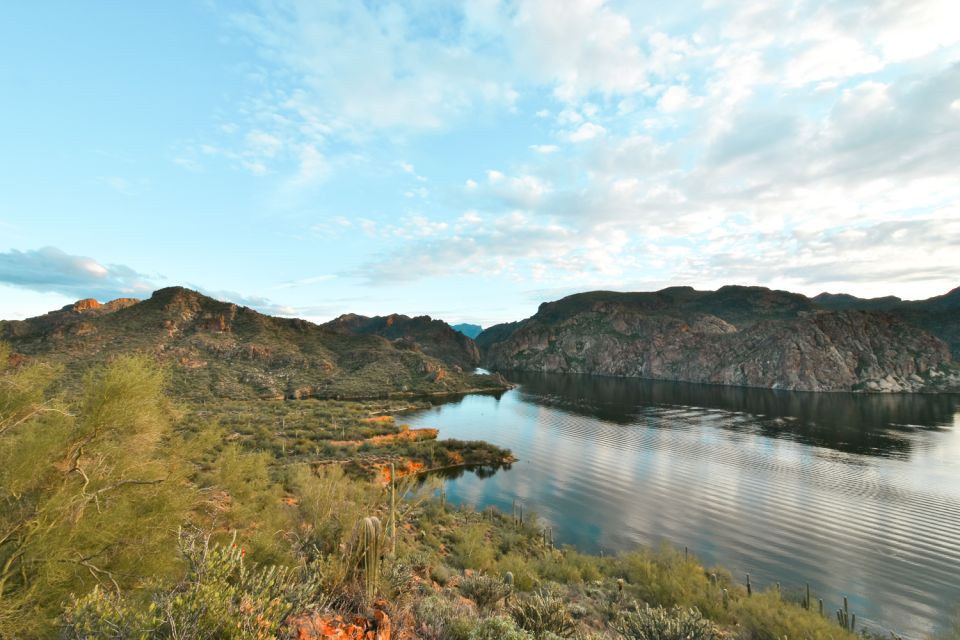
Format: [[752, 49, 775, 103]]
[[479, 286, 960, 393], [813, 286, 960, 359], [321, 313, 480, 370], [0, 287, 506, 400]]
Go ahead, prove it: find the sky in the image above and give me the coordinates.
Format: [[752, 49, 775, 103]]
[[1, 0, 959, 327]]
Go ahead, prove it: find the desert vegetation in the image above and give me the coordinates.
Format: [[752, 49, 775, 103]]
[[0, 344, 944, 638]]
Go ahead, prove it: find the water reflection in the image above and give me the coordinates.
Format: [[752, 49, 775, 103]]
[[405, 373, 960, 639], [498, 372, 960, 458]]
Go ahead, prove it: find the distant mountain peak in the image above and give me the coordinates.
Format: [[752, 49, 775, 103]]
[[451, 323, 482, 339]]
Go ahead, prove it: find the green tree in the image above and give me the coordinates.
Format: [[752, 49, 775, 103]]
[[0, 349, 194, 637]]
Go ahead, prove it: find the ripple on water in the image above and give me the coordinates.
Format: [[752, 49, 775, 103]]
[[406, 375, 960, 639]]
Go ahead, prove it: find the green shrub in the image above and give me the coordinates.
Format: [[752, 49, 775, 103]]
[[611, 547, 725, 618], [431, 564, 453, 586], [537, 549, 602, 584], [62, 531, 325, 640], [495, 553, 539, 591], [452, 524, 496, 572], [414, 595, 474, 640], [615, 604, 720, 640], [509, 589, 577, 638], [469, 615, 534, 640], [0, 355, 194, 637], [459, 573, 512, 611], [733, 591, 857, 640], [61, 586, 158, 639]]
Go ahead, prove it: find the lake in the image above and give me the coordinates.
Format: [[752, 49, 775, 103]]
[[403, 372, 960, 639]]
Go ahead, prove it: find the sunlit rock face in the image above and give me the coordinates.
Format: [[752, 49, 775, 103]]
[[480, 286, 957, 392]]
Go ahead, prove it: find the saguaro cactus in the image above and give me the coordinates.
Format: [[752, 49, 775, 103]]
[[836, 596, 856, 632], [390, 463, 397, 556], [362, 516, 383, 602]]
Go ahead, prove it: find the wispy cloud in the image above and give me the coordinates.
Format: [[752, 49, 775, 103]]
[[0, 247, 154, 300], [0, 247, 311, 319], [177, 0, 960, 302], [192, 286, 299, 317]]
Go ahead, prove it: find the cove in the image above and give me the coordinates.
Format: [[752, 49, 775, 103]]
[[403, 372, 960, 639]]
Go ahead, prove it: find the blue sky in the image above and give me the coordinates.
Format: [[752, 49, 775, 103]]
[[1, 1, 959, 326]]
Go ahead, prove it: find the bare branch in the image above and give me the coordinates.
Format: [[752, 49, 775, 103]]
[[95, 477, 165, 495]]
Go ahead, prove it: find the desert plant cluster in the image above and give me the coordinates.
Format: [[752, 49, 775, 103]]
[[1, 344, 956, 639]]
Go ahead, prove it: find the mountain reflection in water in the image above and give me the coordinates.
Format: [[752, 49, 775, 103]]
[[404, 372, 960, 640]]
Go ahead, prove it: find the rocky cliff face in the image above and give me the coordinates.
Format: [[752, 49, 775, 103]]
[[321, 313, 480, 370], [480, 287, 959, 393], [814, 286, 960, 359], [0, 287, 505, 400]]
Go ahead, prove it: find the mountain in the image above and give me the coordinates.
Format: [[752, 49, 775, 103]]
[[478, 286, 960, 393], [813, 286, 960, 358], [451, 323, 483, 339], [321, 313, 480, 369], [811, 292, 904, 310], [0, 287, 506, 400]]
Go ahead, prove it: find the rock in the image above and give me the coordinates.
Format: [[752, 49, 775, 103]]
[[481, 288, 954, 393], [282, 607, 391, 640], [322, 313, 481, 369], [71, 298, 102, 313]]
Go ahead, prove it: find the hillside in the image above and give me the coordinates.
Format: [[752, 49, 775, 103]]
[[321, 313, 480, 369], [0, 287, 507, 400], [814, 286, 960, 358], [479, 286, 960, 393]]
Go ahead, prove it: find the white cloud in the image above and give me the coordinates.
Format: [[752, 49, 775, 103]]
[[657, 85, 693, 112], [480, 169, 552, 208], [530, 144, 560, 154], [567, 121, 606, 142], [0, 247, 154, 300], [286, 144, 329, 188], [784, 36, 883, 87], [507, 0, 648, 101], [231, 2, 516, 131], [0, 247, 312, 319], [194, 0, 960, 300], [352, 212, 637, 285], [246, 130, 283, 158]]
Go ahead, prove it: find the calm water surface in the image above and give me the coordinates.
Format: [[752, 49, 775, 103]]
[[404, 372, 960, 639]]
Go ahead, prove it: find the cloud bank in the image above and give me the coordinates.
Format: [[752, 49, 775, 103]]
[[0, 247, 154, 301]]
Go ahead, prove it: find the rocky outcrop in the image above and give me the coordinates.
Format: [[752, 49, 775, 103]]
[[283, 607, 391, 640], [481, 287, 958, 393], [67, 297, 140, 314], [815, 286, 960, 359], [70, 298, 102, 313], [323, 313, 480, 369]]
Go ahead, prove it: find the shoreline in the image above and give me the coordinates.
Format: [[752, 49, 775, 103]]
[[483, 367, 960, 395]]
